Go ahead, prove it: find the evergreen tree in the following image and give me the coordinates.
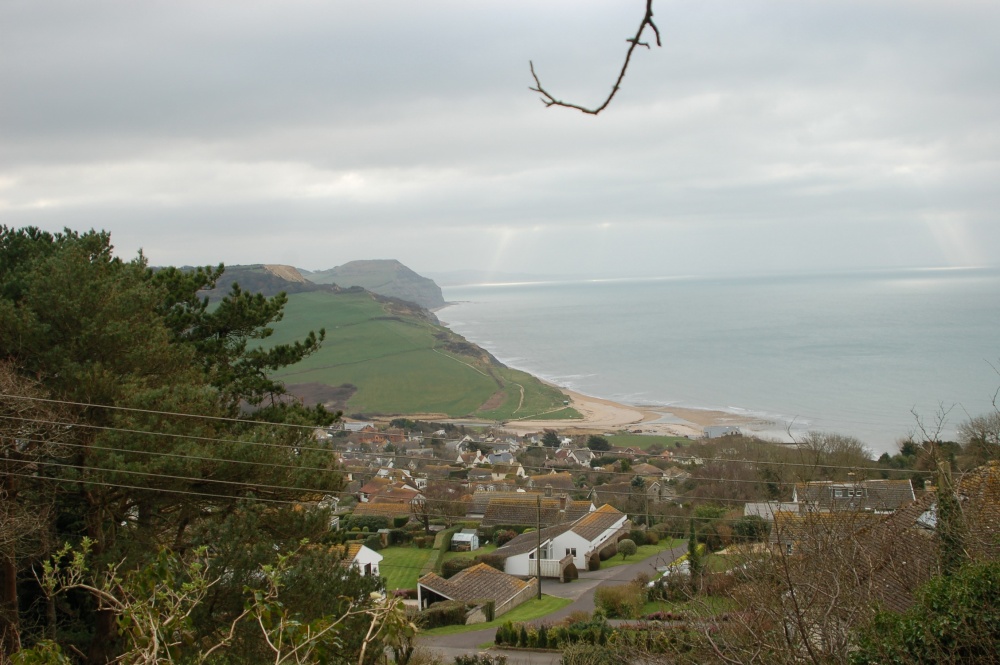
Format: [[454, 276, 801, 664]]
[[0, 226, 347, 662], [688, 518, 703, 593]]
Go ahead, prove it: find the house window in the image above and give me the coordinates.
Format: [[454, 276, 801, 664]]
[[833, 488, 846, 498], [565, 548, 577, 557]]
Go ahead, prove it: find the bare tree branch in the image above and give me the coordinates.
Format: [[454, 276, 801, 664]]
[[529, 0, 661, 115]]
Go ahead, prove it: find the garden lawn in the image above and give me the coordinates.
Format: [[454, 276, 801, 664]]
[[419, 595, 572, 637], [379, 546, 435, 592], [600, 540, 684, 569]]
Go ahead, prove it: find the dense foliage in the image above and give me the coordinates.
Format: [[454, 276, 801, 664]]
[[0, 227, 391, 663]]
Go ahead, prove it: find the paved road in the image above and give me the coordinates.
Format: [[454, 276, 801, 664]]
[[417, 543, 686, 664]]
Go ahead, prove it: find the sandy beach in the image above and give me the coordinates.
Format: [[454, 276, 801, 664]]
[[500, 387, 771, 439]]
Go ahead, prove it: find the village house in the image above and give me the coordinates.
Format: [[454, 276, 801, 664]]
[[335, 542, 383, 577], [417, 563, 538, 619], [792, 479, 915, 514], [493, 504, 630, 577]]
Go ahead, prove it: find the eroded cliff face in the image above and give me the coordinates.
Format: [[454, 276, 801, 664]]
[[302, 259, 446, 310], [263, 264, 309, 283]]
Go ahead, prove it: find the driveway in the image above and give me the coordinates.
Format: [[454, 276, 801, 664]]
[[417, 542, 686, 662]]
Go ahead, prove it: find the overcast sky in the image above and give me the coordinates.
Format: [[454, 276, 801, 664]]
[[2, 0, 998, 279]]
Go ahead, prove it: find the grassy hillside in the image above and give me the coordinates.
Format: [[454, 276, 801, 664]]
[[264, 290, 578, 420]]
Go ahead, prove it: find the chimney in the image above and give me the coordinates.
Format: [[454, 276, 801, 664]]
[[545, 483, 553, 498], [559, 495, 567, 512]]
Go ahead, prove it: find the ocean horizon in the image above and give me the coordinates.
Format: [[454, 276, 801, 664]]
[[440, 267, 1000, 456]]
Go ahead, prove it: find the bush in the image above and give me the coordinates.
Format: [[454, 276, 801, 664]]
[[645, 530, 660, 545], [628, 530, 647, 546], [495, 529, 518, 547], [598, 544, 617, 561], [364, 534, 382, 551], [561, 644, 617, 665], [617, 539, 637, 560], [593, 584, 644, 619], [563, 563, 579, 581], [474, 552, 507, 572], [344, 515, 390, 532], [442, 557, 476, 579], [733, 515, 770, 543], [419, 600, 471, 629], [393, 515, 410, 529], [703, 571, 736, 596], [588, 554, 601, 572], [454, 655, 507, 665]]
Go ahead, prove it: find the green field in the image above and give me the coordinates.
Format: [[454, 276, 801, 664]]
[[260, 290, 578, 419], [608, 434, 692, 450]]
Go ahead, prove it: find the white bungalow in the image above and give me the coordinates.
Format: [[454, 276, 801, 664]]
[[494, 504, 630, 578]]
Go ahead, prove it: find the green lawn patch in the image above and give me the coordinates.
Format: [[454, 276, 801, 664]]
[[641, 595, 735, 618], [600, 540, 684, 569], [419, 595, 572, 636], [379, 546, 435, 592]]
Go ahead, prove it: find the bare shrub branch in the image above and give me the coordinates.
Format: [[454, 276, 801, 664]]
[[529, 0, 661, 115]]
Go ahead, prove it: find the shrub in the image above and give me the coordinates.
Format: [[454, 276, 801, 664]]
[[593, 584, 643, 619], [474, 552, 506, 572], [393, 515, 410, 529], [519, 625, 529, 648], [617, 539, 637, 560], [343, 515, 390, 532], [733, 515, 770, 543], [419, 600, 471, 629], [442, 557, 476, 579], [703, 571, 736, 596], [561, 644, 617, 665], [387, 528, 410, 546], [628, 530, 647, 546], [495, 529, 518, 547], [563, 563, 579, 581], [537, 624, 549, 649], [454, 655, 507, 665], [598, 544, 617, 561], [588, 554, 601, 572], [364, 534, 382, 551], [645, 530, 660, 545]]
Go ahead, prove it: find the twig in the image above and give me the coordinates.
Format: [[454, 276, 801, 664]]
[[529, 0, 661, 115]]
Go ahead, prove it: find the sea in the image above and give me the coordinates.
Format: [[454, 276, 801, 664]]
[[439, 268, 1000, 456]]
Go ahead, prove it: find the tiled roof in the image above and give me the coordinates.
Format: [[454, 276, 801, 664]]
[[495, 523, 574, 557], [469, 490, 540, 515], [631, 463, 663, 476], [571, 504, 626, 540], [528, 472, 576, 491], [481, 496, 563, 527], [351, 503, 412, 519], [358, 477, 392, 495], [564, 500, 595, 523], [793, 479, 915, 512], [418, 563, 531, 604]]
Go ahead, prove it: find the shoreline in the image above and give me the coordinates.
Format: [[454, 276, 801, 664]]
[[494, 384, 775, 440]]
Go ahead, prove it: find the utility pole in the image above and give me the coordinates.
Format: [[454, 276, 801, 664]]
[[536, 494, 542, 599]]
